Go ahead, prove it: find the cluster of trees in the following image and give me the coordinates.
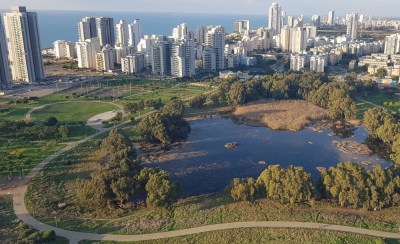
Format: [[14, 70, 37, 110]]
[[320, 162, 400, 209], [228, 162, 400, 210], [137, 99, 191, 145], [76, 130, 178, 210], [0, 117, 69, 141], [123, 98, 164, 113], [11, 221, 56, 244], [363, 108, 400, 163], [227, 165, 313, 204], [189, 95, 207, 108], [212, 72, 377, 120]]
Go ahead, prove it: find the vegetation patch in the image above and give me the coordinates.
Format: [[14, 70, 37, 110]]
[[232, 100, 327, 131]]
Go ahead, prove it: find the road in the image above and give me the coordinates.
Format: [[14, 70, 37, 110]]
[[2, 106, 400, 243]]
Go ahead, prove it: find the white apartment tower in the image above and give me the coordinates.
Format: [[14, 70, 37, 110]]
[[291, 27, 307, 53], [195, 26, 206, 45], [384, 34, 400, 55], [121, 53, 145, 74], [310, 55, 325, 73], [233, 20, 250, 35], [268, 2, 282, 35], [78, 17, 97, 42], [97, 17, 115, 47], [151, 41, 171, 76], [128, 19, 144, 47], [205, 26, 225, 71], [54, 40, 76, 59], [115, 20, 129, 46], [290, 54, 306, 71], [328, 11, 335, 26], [0, 17, 11, 88], [172, 23, 189, 41], [346, 13, 359, 41], [202, 47, 217, 72], [171, 40, 196, 77], [96, 45, 116, 71], [3, 6, 45, 83], [76, 37, 101, 69], [280, 26, 292, 52]]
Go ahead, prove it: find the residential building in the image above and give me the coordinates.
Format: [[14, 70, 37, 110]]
[[268, 2, 282, 35], [78, 17, 97, 42], [195, 26, 206, 45], [204, 26, 225, 70], [96, 17, 115, 47], [3, 6, 45, 83], [346, 13, 359, 41], [96, 45, 116, 71], [384, 34, 400, 55], [121, 53, 145, 74], [311, 15, 321, 27], [310, 55, 325, 72], [233, 20, 250, 35], [0, 17, 11, 88], [128, 19, 144, 47], [76, 37, 101, 69], [172, 23, 189, 41], [290, 54, 306, 71], [291, 27, 307, 53], [115, 20, 129, 46], [202, 47, 217, 71], [287, 16, 294, 28], [328, 11, 335, 25], [53, 40, 76, 59], [171, 40, 196, 77], [151, 41, 171, 76]]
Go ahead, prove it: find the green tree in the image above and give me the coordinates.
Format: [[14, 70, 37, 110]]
[[145, 170, 178, 208], [327, 95, 356, 120], [111, 177, 133, 204], [228, 177, 258, 202], [58, 125, 69, 142], [44, 116, 58, 126], [376, 120, 400, 144], [363, 108, 393, 138], [376, 68, 388, 78]]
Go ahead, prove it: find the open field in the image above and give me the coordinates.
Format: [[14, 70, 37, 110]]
[[31, 101, 120, 123], [0, 140, 64, 176], [79, 227, 387, 244], [233, 100, 327, 131], [356, 93, 400, 118]]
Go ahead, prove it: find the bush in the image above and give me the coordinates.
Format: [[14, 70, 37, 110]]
[[41, 230, 56, 241]]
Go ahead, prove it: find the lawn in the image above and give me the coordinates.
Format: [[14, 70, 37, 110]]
[[31, 101, 120, 123], [0, 195, 68, 243], [356, 92, 400, 118], [0, 140, 64, 176], [79, 227, 387, 244]]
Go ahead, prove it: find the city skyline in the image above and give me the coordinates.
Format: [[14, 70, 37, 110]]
[[1, 0, 400, 17]]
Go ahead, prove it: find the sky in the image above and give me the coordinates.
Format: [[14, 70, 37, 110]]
[[1, 0, 400, 17]]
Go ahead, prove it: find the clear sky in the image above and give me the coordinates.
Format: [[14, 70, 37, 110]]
[[2, 0, 399, 17]]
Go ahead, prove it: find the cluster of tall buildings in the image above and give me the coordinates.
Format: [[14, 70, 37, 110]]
[[0, 6, 45, 88]]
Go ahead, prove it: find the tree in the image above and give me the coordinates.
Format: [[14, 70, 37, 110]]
[[58, 125, 69, 142], [229, 178, 258, 202], [145, 170, 178, 208], [363, 108, 393, 138], [391, 137, 400, 164], [44, 117, 58, 126], [376, 68, 388, 78], [376, 120, 400, 144], [75, 177, 110, 209], [189, 95, 207, 108], [111, 177, 133, 204], [327, 95, 356, 120]]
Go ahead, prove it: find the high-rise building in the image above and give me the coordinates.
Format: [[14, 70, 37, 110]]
[[280, 26, 292, 52], [0, 17, 11, 88], [287, 16, 294, 28], [233, 20, 250, 35], [115, 20, 129, 46], [96, 45, 116, 71], [151, 41, 171, 76], [195, 26, 206, 45], [310, 55, 325, 73], [122, 53, 145, 74], [78, 17, 97, 42], [172, 23, 189, 41], [384, 34, 400, 55], [3, 6, 45, 83], [311, 15, 321, 27], [76, 37, 101, 69], [128, 19, 144, 47], [171, 40, 196, 77], [268, 2, 282, 35], [205, 26, 225, 70], [54, 40, 76, 59], [96, 17, 115, 47], [291, 27, 307, 53], [290, 54, 306, 71], [346, 13, 359, 41], [328, 11, 335, 25], [202, 47, 217, 72]]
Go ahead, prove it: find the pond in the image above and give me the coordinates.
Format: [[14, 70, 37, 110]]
[[147, 117, 392, 196]]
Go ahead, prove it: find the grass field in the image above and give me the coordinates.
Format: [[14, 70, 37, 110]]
[[31, 101, 120, 123], [356, 92, 400, 119], [79, 228, 387, 244], [0, 140, 64, 176]]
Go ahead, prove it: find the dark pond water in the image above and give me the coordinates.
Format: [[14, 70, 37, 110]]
[[148, 117, 391, 196]]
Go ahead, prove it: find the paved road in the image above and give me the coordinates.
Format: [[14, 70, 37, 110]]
[[2, 106, 400, 243]]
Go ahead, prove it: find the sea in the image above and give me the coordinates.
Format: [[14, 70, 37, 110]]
[[35, 10, 270, 48]]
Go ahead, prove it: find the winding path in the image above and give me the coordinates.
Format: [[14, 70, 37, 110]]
[[1, 105, 400, 243]]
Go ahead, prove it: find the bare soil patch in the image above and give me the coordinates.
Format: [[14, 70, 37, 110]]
[[232, 100, 327, 131]]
